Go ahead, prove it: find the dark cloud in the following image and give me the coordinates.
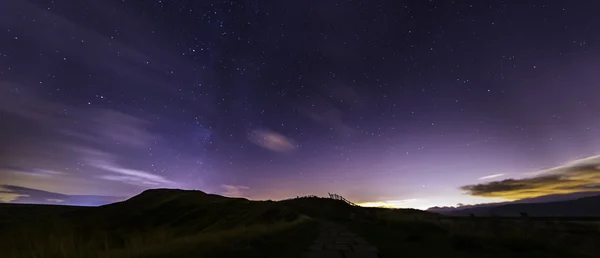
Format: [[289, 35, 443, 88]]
[[461, 155, 600, 200], [0, 185, 123, 206]]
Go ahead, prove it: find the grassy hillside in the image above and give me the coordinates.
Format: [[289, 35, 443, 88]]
[[0, 189, 319, 258], [73, 189, 302, 233], [345, 215, 599, 258], [0, 202, 88, 222], [440, 195, 600, 217], [1, 189, 600, 258]]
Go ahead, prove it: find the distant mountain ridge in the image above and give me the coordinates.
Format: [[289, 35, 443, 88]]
[[428, 192, 600, 217]]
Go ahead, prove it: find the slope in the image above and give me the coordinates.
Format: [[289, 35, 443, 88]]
[[445, 195, 600, 217], [0, 189, 318, 258]]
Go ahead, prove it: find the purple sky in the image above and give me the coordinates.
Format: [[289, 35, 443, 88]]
[[1, 0, 600, 209]]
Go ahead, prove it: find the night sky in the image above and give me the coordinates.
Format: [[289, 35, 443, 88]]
[[1, 1, 600, 209]]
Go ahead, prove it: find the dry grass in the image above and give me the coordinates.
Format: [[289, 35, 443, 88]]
[[0, 192, 320, 258], [4, 191, 599, 258], [1, 216, 317, 258], [343, 209, 600, 258]]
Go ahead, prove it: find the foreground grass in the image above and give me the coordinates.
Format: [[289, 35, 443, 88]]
[[1, 217, 319, 258], [0, 191, 322, 258], [343, 216, 597, 258], [133, 218, 319, 258], [3, 192, 599, 258]]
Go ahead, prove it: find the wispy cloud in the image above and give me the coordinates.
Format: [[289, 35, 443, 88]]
[[89, 109, 154, 147], [0, 82, 182, 196], [95, 164, 176, 187], [0, 185, 26, 202], [221, 184, 250, 197], [296, 96, 356, 137], [82, 149, 176, 187], [0, 185, 123, 205], [0, 83, 155, 149], [478, 173, 505, 180], [462, 155, 600, 200], [5, 167, 67, 178], [249, 129, 296, 153]]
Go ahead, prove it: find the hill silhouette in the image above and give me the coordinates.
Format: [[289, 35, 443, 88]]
[[2, 188, 600, 258], [432, 194, 600, 217], [67, 189, 309, 233], [1, 189, 331, 258]]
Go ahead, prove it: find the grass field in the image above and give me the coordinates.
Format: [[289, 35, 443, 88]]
[[1, 189, 599, 258], [0, 189, 320, 258], [343, 207, 600, 258]]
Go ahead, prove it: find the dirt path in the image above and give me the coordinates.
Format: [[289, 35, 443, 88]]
[[303, 221, 379, 258]]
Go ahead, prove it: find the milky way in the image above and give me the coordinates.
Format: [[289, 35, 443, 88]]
[[1, 1, 600, 209]]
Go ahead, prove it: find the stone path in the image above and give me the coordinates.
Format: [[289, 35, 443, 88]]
[[303, 222, 379, 258]]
